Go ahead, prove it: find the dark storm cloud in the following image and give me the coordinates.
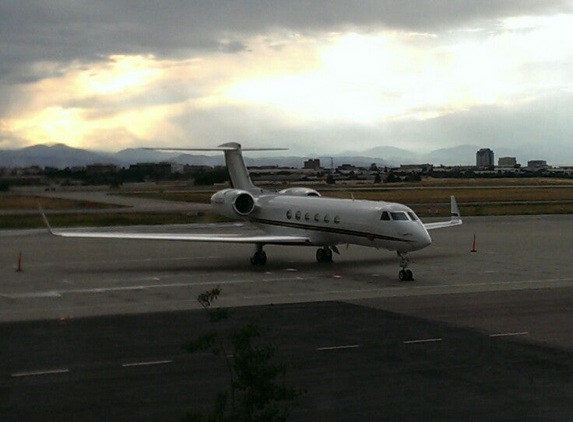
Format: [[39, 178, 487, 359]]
[[1, 0, 570, 82]]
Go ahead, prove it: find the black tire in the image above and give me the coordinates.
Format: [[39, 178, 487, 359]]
[[258, 251, 267, 266], [250, 250, 267, 266]]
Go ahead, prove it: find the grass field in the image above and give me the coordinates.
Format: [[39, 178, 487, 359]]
[[2, 178, 572, 229], [0, 195, 117, 210], [117, 178, 573, 214]]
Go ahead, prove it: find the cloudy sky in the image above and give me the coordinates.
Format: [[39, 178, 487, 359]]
[[1, 1, 573, 161]]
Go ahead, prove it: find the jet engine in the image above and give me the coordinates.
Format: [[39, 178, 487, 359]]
[[278, 187, 321, 197], [211, 189, 256, 218]]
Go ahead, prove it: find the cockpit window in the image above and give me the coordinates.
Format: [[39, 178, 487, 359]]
[[390, 212, 409, 221], [407, 212, 419, 221], [380, 211, 391, 221]]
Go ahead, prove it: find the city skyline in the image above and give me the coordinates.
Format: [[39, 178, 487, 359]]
[[0, 142, 566, 170], [1, 1, 573, 162]]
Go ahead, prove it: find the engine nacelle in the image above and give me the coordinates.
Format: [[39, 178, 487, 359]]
[[278, 187, 321, 197], [211, 189, 256, 218]]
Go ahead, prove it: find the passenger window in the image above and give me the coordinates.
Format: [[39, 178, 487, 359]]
[[286, 210, 292, 219], [334, 216, 340, 224], [314, 213, 320, 222], [295, 211, 301, 221], [381, 211, 390, 221], [324, 214, 330, 223]]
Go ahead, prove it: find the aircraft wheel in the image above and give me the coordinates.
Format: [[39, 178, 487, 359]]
[[316, 247, 333, 263], [250, 250, 267, 266], [258, 250, 267, 265], [399, 269, 414, 281]]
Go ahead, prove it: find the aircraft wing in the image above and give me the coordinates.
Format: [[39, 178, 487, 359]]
[[39, 206, 310, 245], [48, 230, 311, 245], [423, 196, 463, 231]]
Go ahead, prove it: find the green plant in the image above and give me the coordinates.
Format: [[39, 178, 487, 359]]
[[184, 288, 300, 422]]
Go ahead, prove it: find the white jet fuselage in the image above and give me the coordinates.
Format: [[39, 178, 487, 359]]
[[215, 193, 433, 252]]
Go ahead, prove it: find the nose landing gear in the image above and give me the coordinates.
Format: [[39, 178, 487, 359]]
[[397, 251, 414, 281]]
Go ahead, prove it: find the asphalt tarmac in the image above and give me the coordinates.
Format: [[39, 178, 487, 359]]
[[3, 295, 573, 421], [1, 215, 572, 322], [1, 214, 573, 420]]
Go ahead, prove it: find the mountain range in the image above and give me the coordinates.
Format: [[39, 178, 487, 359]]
[[0, 143, 562, 169]]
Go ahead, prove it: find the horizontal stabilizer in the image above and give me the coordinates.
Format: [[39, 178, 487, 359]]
[[144, 142, 287, 192]]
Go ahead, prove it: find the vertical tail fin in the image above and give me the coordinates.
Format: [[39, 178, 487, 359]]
[[218, 142, 256, 191]]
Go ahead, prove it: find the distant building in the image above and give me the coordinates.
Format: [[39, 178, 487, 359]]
[[86, 163, 119, 176], [527, 160, 548, 170], [303, 159, 321, 171], [476, 148, 494, 167], [498, 157, 517, 167], [184, 165, 212, 173], [399, 164, 433, 173], [129, 162, 174, 177]]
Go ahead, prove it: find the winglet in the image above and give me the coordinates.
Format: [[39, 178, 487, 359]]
[[423, 196, 462, 230], [38, 204, 55, 235], [450, 195, 461, 225]]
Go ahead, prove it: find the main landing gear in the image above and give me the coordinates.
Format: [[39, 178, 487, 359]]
[[250, 245, 338, 266], [250, 244, 267, 266], [316, 246, 333, 263], [397, 251, 414, 281]]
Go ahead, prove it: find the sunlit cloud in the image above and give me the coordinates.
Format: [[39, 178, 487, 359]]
[[77, 55, 162, 96], [225, 14, 573, 129], [1, 6, 573, 156]]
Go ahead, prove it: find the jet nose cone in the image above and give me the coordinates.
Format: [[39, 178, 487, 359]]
[[413, 228, 432, 250]]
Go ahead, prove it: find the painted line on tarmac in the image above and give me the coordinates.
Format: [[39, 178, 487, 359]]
[[489, 331, 529, 338], [122, 360, 173, 368], [21, 255, 222, 269], [12, 368, 70, 378], [403, 338, 443, 345], [0, 276, 319, 299], [3, 276, 571, 302], [316, 344, 360, 351], [242, 277, 573, 300], [4, 292, 62, 299]]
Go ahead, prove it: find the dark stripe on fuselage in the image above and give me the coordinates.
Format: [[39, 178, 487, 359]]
[[249, 217, 412, 244]]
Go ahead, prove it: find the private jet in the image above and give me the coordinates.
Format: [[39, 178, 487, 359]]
[[41, 142, 462, 280]]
